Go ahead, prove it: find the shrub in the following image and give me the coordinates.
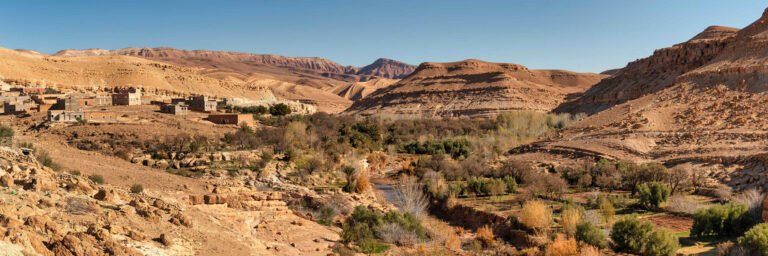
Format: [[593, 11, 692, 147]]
[[269, 103, 291, 116], [637, 182, 670, 210], [644, 228, 679, 256], [341, 206, 427, 252], [476, 225, 495, 248], [36, 150, 60, 171], [544, 235, 579, 256], [732, 189, 765, 224], [691, 203, 752, 238], [576, 221, 608, 249], [69, 170, 81, 176], [130, 184, 144, 194], [738, 223, 768, 256], [0, 125, 13, 138], [88, 174, 105, 184], [394, 175, 428, 216], [503, 176, 517, 193], [561, 207, 582, 238], [610, 217, 653, 254], [317, 206, 336, 226], [610, 217, 679, 256], [519, 200, 552, 233], [665, 195, 703, 215]]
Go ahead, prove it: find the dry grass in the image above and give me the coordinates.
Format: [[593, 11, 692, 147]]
[[561, 207, 582, 238], [476, 225, 495, 248], [579, 245, 600, 256], [395, 175, 429, 216], [520, 200, 552, 233], [444, 233, 461, 251], [545, 235, 579, 256]]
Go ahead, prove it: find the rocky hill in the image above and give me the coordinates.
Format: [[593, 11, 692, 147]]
[[555, 25, 739, 114], [517, 9, 768, 190], [345, 59, 606, 117], [355, 58, 416, 79]]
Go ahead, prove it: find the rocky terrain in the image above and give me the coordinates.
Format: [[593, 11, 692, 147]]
[[519, 9, 768, 191], [345, 59, 606, 117], [555, 25, 739, 114]]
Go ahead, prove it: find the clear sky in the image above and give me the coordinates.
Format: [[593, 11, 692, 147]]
[[1, 0, 767, 72]]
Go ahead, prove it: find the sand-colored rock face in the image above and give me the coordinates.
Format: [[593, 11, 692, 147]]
[[345, 59, 606, 117], [555, 25, 738, 114]]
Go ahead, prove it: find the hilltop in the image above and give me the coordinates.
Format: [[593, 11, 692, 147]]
[[345, 59, 606, 117]]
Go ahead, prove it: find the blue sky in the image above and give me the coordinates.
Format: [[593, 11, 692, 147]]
[[1, 1, 766, 72]]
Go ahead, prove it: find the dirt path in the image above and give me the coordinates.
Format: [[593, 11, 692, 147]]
[[22, 133, 208, 196]]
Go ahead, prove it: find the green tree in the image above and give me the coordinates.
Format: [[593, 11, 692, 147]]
[[269, 103, 291, 116], [637, 182, 670, 210]]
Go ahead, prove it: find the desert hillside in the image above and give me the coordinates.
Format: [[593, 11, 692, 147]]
[[345, 59, 606, 117], [52, 47, 416, 112], [0, 48, 276, 100], [555, 25, 739, 114], [520, 10, 768, 190]]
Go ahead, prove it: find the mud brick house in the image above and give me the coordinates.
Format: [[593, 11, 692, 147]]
[[207, 114, 255, 127], [160, 103, 189, 115], [112, 88, 142, 106], [188, 96, 217, 112]]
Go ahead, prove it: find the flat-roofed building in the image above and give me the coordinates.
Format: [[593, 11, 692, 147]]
[[207, 114, 255, 127], [112, 88, 142, 106], [48, 110, 84, 123], [188, 96, 217, 112], [160, 103, 189, 115]]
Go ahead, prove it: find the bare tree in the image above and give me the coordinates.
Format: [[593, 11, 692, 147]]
[[394, 175, 429, 216]]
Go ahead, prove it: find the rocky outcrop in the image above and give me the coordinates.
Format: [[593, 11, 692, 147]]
[[345, 59, 606, 117], [556, 25, 738, 114]]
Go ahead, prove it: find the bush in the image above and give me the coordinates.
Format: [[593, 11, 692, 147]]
[[130, 184, 144, 194], [691, 203, 752, 238], [665, 195, 703, 215], [341, 206, 427, 252], [732, 189, 765, 224], [576, 221, 608, 249], [269, 103, 291, 116], [611, 217, 653, 253], [644, 228, 679, 256], [88, 174, 105, 184], [399, 138, 471, 159], [0, 125, 13, 138], [503, 176, 517, 193], [317, 206, 336, 226], [610, 217, 679, 256], [637, 182, 670, 210], [519, 200, 552, 233], [738, 223, 768, 256]]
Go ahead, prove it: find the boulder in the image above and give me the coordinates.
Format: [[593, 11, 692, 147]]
[[93, 188, 116, 202]]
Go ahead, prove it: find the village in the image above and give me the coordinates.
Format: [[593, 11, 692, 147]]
[[0, 79, 281, 127]]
